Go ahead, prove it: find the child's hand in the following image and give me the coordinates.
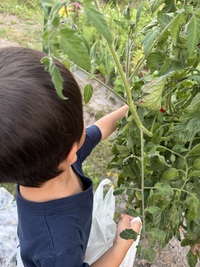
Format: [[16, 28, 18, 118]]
[[114, 214, 142, 251]]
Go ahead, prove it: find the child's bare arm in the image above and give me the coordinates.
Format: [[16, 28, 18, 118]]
[[90, 214, 142, 267], [94, 105, 129, 141]]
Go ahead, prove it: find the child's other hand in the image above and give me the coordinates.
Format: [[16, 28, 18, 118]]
[[114, 214, 142, 251]]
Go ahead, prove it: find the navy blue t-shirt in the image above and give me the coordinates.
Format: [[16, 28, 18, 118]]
[[16, 125, 102, 267]]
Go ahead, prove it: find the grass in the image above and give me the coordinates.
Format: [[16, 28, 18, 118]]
[[1, 183, 16, 196], [0, 0, 43, 50], [83, 137, 115, 189]]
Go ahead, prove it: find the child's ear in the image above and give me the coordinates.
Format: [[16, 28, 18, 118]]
[[60, 143, 79, 167], [66, 143, 79, 165]]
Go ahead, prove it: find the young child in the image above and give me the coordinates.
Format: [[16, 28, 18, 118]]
[[0, 46, 141, 267]]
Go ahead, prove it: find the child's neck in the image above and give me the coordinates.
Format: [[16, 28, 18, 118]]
[[19, 166, 83, 202]]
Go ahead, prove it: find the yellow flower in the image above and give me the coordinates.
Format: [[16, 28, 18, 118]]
[[59, 2, 81, 18], [58, 6, 67, 18], [106, 172, 111, 177]]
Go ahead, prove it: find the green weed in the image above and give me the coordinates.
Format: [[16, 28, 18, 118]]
[[83, 138, 114, 189]]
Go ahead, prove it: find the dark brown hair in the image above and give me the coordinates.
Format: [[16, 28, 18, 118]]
[[0, 47, 83, 187]]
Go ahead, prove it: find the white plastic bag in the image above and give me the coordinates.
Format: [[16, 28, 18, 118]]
[[84, 179, 116, 264], [85, 179, 142, 266]]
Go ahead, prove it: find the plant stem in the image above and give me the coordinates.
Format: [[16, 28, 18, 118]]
[[108, 43, 153, 137], [126, 31, 131, 79], [140, 129, 146, 235], [156, 145, 184, 158], [63, 58, 127, 103], [144, 187, 199, 202]]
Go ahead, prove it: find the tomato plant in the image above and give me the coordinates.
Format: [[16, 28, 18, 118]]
[[40, 0, 200, 265]]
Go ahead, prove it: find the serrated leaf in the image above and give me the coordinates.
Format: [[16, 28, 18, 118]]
[[83, 1, 113, 44], [170, 13, 185, 46], [137, 78, 166, 111], [83, 84, 93, 104], [185, 196, 200, 221], [163, 0, 176, 12], [187, 14, 200, 56], [150, 0, 165, 13], [142, 248, 156, 262], [175, 92, 200, 142], [188, 144, 200, 155], [147, 51, 166, 71], [146, 206, 161, 214], [154, 182, 174, 196], [120, 228, 138, 241], [136, 4, 143, 26], [148, 228, 166, 242], [157, 12, 173, 29], [41, 56, 66, 99], [60, 28, 90, 70], [142, 29, 159, 56], [146, 51, 166, 71]]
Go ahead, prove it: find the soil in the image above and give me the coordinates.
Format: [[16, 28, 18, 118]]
[[0, 12, 199, 267]]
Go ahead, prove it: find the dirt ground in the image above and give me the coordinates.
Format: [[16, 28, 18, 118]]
[[0, 12, 199, 267]]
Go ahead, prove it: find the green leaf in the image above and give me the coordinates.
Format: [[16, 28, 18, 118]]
[[40, 0, 56, 8], [187, 14, 200, 56], [187, 250, 198, 267], [175, 92, 200, 142], [188, 144, 200, 155], [120, 229, 138, 241], [185, 196, 200, 221], [136, 4, 143, 26], [157, 12, 173, 29], [189, 170, 200, 177], [162, 168, 179, 181], [83, 84, 93, 104], [142, 29, 159, 56], [148, 228, 166, 243], [114, 19, 127, 31], [146, 206, 161, 214], [113, 187, 127, 195], [60, 28, 90, 70], [127, 208, 140, 217], [170, 13, 185, 46], [41, 56, 66, 100], [150, 0, 165, 13], [142, 248, 156, 262], [154, 182, 174, 196], [83, 1, 113, 44], [190, 75, 200, 84], [163, 0, 176, 12], [146, 51, 166, 71], [137, 77, 166, 111]]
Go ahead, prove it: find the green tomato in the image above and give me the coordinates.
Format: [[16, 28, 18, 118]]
[[186, 55, 197, 66], [174, 70, 185, 80]]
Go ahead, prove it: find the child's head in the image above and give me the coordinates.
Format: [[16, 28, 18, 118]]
[[0, 47, 83, 187]]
